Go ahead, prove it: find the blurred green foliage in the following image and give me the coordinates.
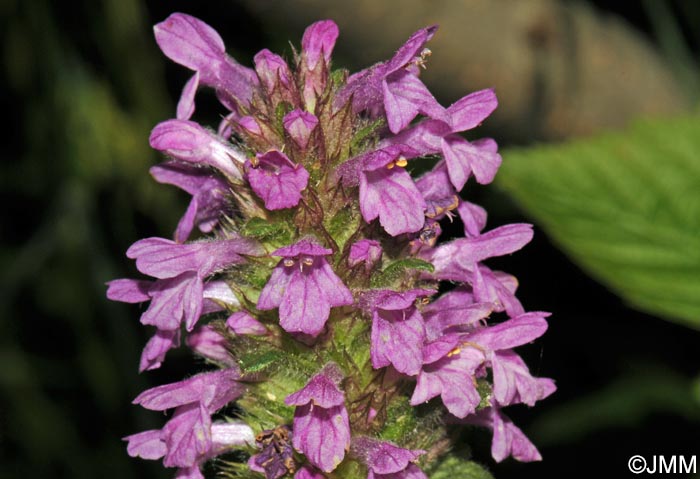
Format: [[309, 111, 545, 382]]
[[499, 116, 700, 329], [1, 0, 178, 477]]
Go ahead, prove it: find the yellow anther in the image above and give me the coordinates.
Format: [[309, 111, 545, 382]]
[[283, 258, 295, 267], [395, 157, 408, 167], [446, 347, 461, 358], [386, 162, 395, 169], [302, 257, 314, 267]]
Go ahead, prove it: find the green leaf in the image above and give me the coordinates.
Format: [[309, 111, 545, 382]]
[[429, 456, 494, 479], [498, 116, 700, 329], [370, 258, 435, 288]]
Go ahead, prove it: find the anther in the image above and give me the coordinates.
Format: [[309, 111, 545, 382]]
[[301, 257, 314, 267], [446, 347, 461, 358]]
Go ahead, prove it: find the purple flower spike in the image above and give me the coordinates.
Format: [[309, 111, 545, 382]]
[[257, 238, 353, 337], [150, 162, 229, 242], [283, 110, 319, 149], [246, 150, 310, 210], [352, 437, 427, 479], [150, 119, 247, 179], [285, 364, 350, 472], [366, 289, 432, 376], [116, 17, 554, 477], [154, 13, 258, 109], [348, 239, 382, 271]]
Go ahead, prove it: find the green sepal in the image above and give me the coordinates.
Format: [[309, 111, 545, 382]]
[[350, 117, 385, 154], [240, 217, 293, 246], [476, 379, 492, 410], [238, 350, 283, 375], [325, 206, 360, 252]]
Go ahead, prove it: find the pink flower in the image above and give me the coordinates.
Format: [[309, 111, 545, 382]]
[[257, 239, 353, 336]]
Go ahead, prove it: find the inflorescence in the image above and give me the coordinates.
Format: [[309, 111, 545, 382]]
[[108, 14, 555, 479]]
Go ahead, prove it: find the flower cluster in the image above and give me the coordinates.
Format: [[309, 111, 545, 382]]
[[109, 13, 555, 479]]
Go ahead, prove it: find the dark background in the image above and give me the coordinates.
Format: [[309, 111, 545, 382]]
[[1, 1, 698, 478]]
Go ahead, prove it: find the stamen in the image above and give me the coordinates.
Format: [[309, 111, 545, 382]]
[[301, 257, 314, 267], [415, 48, 432, 69]]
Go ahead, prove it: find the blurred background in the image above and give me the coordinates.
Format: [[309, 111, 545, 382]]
[[1, 0, 699, 478]]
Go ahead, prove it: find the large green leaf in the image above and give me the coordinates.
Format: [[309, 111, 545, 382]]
[[498, 116, 700, 329]]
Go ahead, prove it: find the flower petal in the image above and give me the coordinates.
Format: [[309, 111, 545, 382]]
[[302, 20, 339, 70], [360, 167, 426, 236], [446, 88, 498, 131], [247, 151, 309, 210], [371, 308, 425, 376], [279, 268, 330, 336]]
